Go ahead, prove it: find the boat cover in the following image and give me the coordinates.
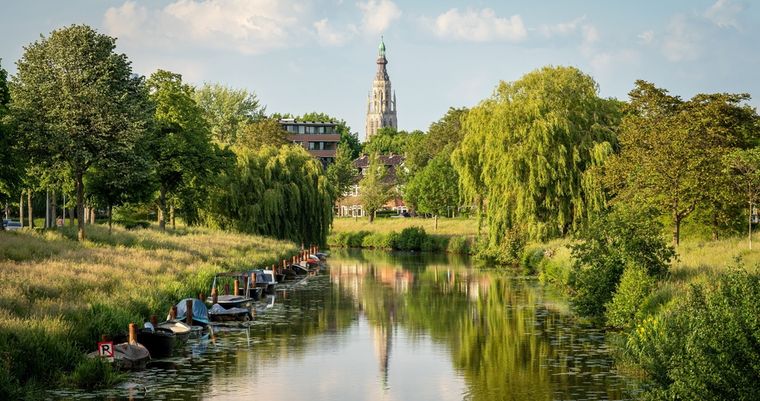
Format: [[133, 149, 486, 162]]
[[175, 298, 210, 324]]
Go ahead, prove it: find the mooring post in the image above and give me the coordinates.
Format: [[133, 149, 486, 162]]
[[128, 323, 137, 344], [224, 283, 230, 296], [170, 305, 177, 320], [234, 279, 239, 296], [185, 299, 193, 325], [200, 292, 205, 302], [211, 286, 218, 305], [150, 315, 158, 328]]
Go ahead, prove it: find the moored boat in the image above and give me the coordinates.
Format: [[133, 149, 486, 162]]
[[208, 303, 252, 322], [136, 327, 176, 358], [175, 298, 210, 326], [158, 320, 192, 344]]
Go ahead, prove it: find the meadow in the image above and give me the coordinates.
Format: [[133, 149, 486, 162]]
[[0, 224, 297, 397]]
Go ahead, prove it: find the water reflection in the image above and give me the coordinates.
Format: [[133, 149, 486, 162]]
[[49, 249, 637, 401]]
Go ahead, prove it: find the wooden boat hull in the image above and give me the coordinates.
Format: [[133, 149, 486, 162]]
[[137, 328, 176, 358]]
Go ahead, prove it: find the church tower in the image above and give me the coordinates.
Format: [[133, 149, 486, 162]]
[[365, 37, 397, 139]]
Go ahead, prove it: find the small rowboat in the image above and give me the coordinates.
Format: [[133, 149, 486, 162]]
[[208, 303, 252, 322], [158, 320, 192, 344], [137, 328, 175, 358]]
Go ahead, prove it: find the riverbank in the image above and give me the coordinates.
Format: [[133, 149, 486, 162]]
[[328, 217, 478, 254], [0, 224, 297, 398]]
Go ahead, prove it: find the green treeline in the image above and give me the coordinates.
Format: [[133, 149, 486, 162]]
[[0, 25, 335, 245]]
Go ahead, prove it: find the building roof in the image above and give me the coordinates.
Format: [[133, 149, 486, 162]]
[[278, 119, 337, 126]]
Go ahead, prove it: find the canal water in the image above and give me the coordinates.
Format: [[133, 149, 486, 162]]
[[51, 249, 639, 401]]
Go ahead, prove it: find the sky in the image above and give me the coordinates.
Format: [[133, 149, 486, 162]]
[[1, 0, 759, 141]]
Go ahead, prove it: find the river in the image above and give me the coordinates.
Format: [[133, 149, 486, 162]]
[[50, 249, 639, 400]]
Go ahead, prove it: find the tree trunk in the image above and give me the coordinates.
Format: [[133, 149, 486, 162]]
[[62, 193, 66, 224], [69, 207, 74, 227], [27, 190, 33, 229], [711, 211, 719, 241], [45, 190, 50, 229], [673, 213, 681, 246], [369, 209, 375, 223], [52, 189, 57, 227], [158, 186, 167, 231], [76, 172, 86, 241], [170, 204, 176, 230], [108, 205, 113, 235], [90, 208, 96, 225], [434, 214, 438, 230], [19, 193, 23, 227], [749, 201, 753, 250]]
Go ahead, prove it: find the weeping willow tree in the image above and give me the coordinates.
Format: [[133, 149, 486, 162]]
[[452, 66, 621, 244], [209, 145, 334, 245]]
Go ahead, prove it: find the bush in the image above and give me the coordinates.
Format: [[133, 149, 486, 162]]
[[570, 206, 675, 319], [362, 232, 396, 249], [520, 245, 545, 274], [628, 268, 760, 400], [396, 227, 427, 251], [605, 263, 655, 329], [446, 236, 470, 254], [421, 235, 447, 252]]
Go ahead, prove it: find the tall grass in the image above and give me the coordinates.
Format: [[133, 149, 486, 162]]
[[0, 224, 297, 397]]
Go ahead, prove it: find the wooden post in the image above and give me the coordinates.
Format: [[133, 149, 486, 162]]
[[272, 264, 276, 275], [185, 299, 193, 325], [234, 279, 239, 296], [150, 315, 158, 327], [211, 287, 218, 305], [199, 292, 205, 302], [169, 306, 177, 320], [128, 323, 137, 344], [224, 283, 230, 296]]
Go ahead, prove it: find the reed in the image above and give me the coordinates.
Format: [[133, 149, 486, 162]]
[[0, 224, 297, 396]]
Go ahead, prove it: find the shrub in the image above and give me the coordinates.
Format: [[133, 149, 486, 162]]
[[446, 236, 470, 254], [421, 235, 447, 252], [520, 245, 545, 274], [570, 206, 675, 319], [362, 232, 396, 249], [396, 227, 426, 251], [605, 263, 655, 329], [628, 268, 760, 400]]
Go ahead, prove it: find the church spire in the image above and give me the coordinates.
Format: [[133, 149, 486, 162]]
[[366, 36, 397, 139]]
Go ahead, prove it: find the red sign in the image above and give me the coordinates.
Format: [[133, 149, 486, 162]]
[[98, 341, 114, 361]]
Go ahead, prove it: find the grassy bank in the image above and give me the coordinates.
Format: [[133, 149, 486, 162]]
[[0, 224, 297, 398], [328, 225, 476, 254], [332, 217, 479, 236]]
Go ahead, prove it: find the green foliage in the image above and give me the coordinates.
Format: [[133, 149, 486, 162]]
[[362, 127, 423, 156], [396, 226, 427, 251], [446, 236, 471, 254], [723, 147, 760, 247], [326, 143, 358, 198], [453, 66, 621, 245], [0, 59, 22, 205], [147, 70, 220, 228], [11, 25, 151, 240], [404, 153, 459, 216], [569, 206, 675, 319], [628, 268, 760, 400], [604, 263, 655, 329], [520, 245, 546, 274], [194, 82, 265, 146], [359, 153, 395, 222], [209, 145, 334, 245], [607, 81, 759, 244], [236, 118, 289, 150], [69, 358, 123, 390], [405, 107, 468, 174], [362, 232, 396, 249]]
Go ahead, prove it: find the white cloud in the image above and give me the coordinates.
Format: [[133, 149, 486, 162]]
[[662, 15, 700, 62], [314, 18, 354, 46], [538, 16, 586, 38], [357, 0, 401, 35], [704, 0, 744, 28], [638, 30, 655, 44], [104, 0, 309, 54], [428, 8, 527, 42], [581, 24, 599, 45]]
